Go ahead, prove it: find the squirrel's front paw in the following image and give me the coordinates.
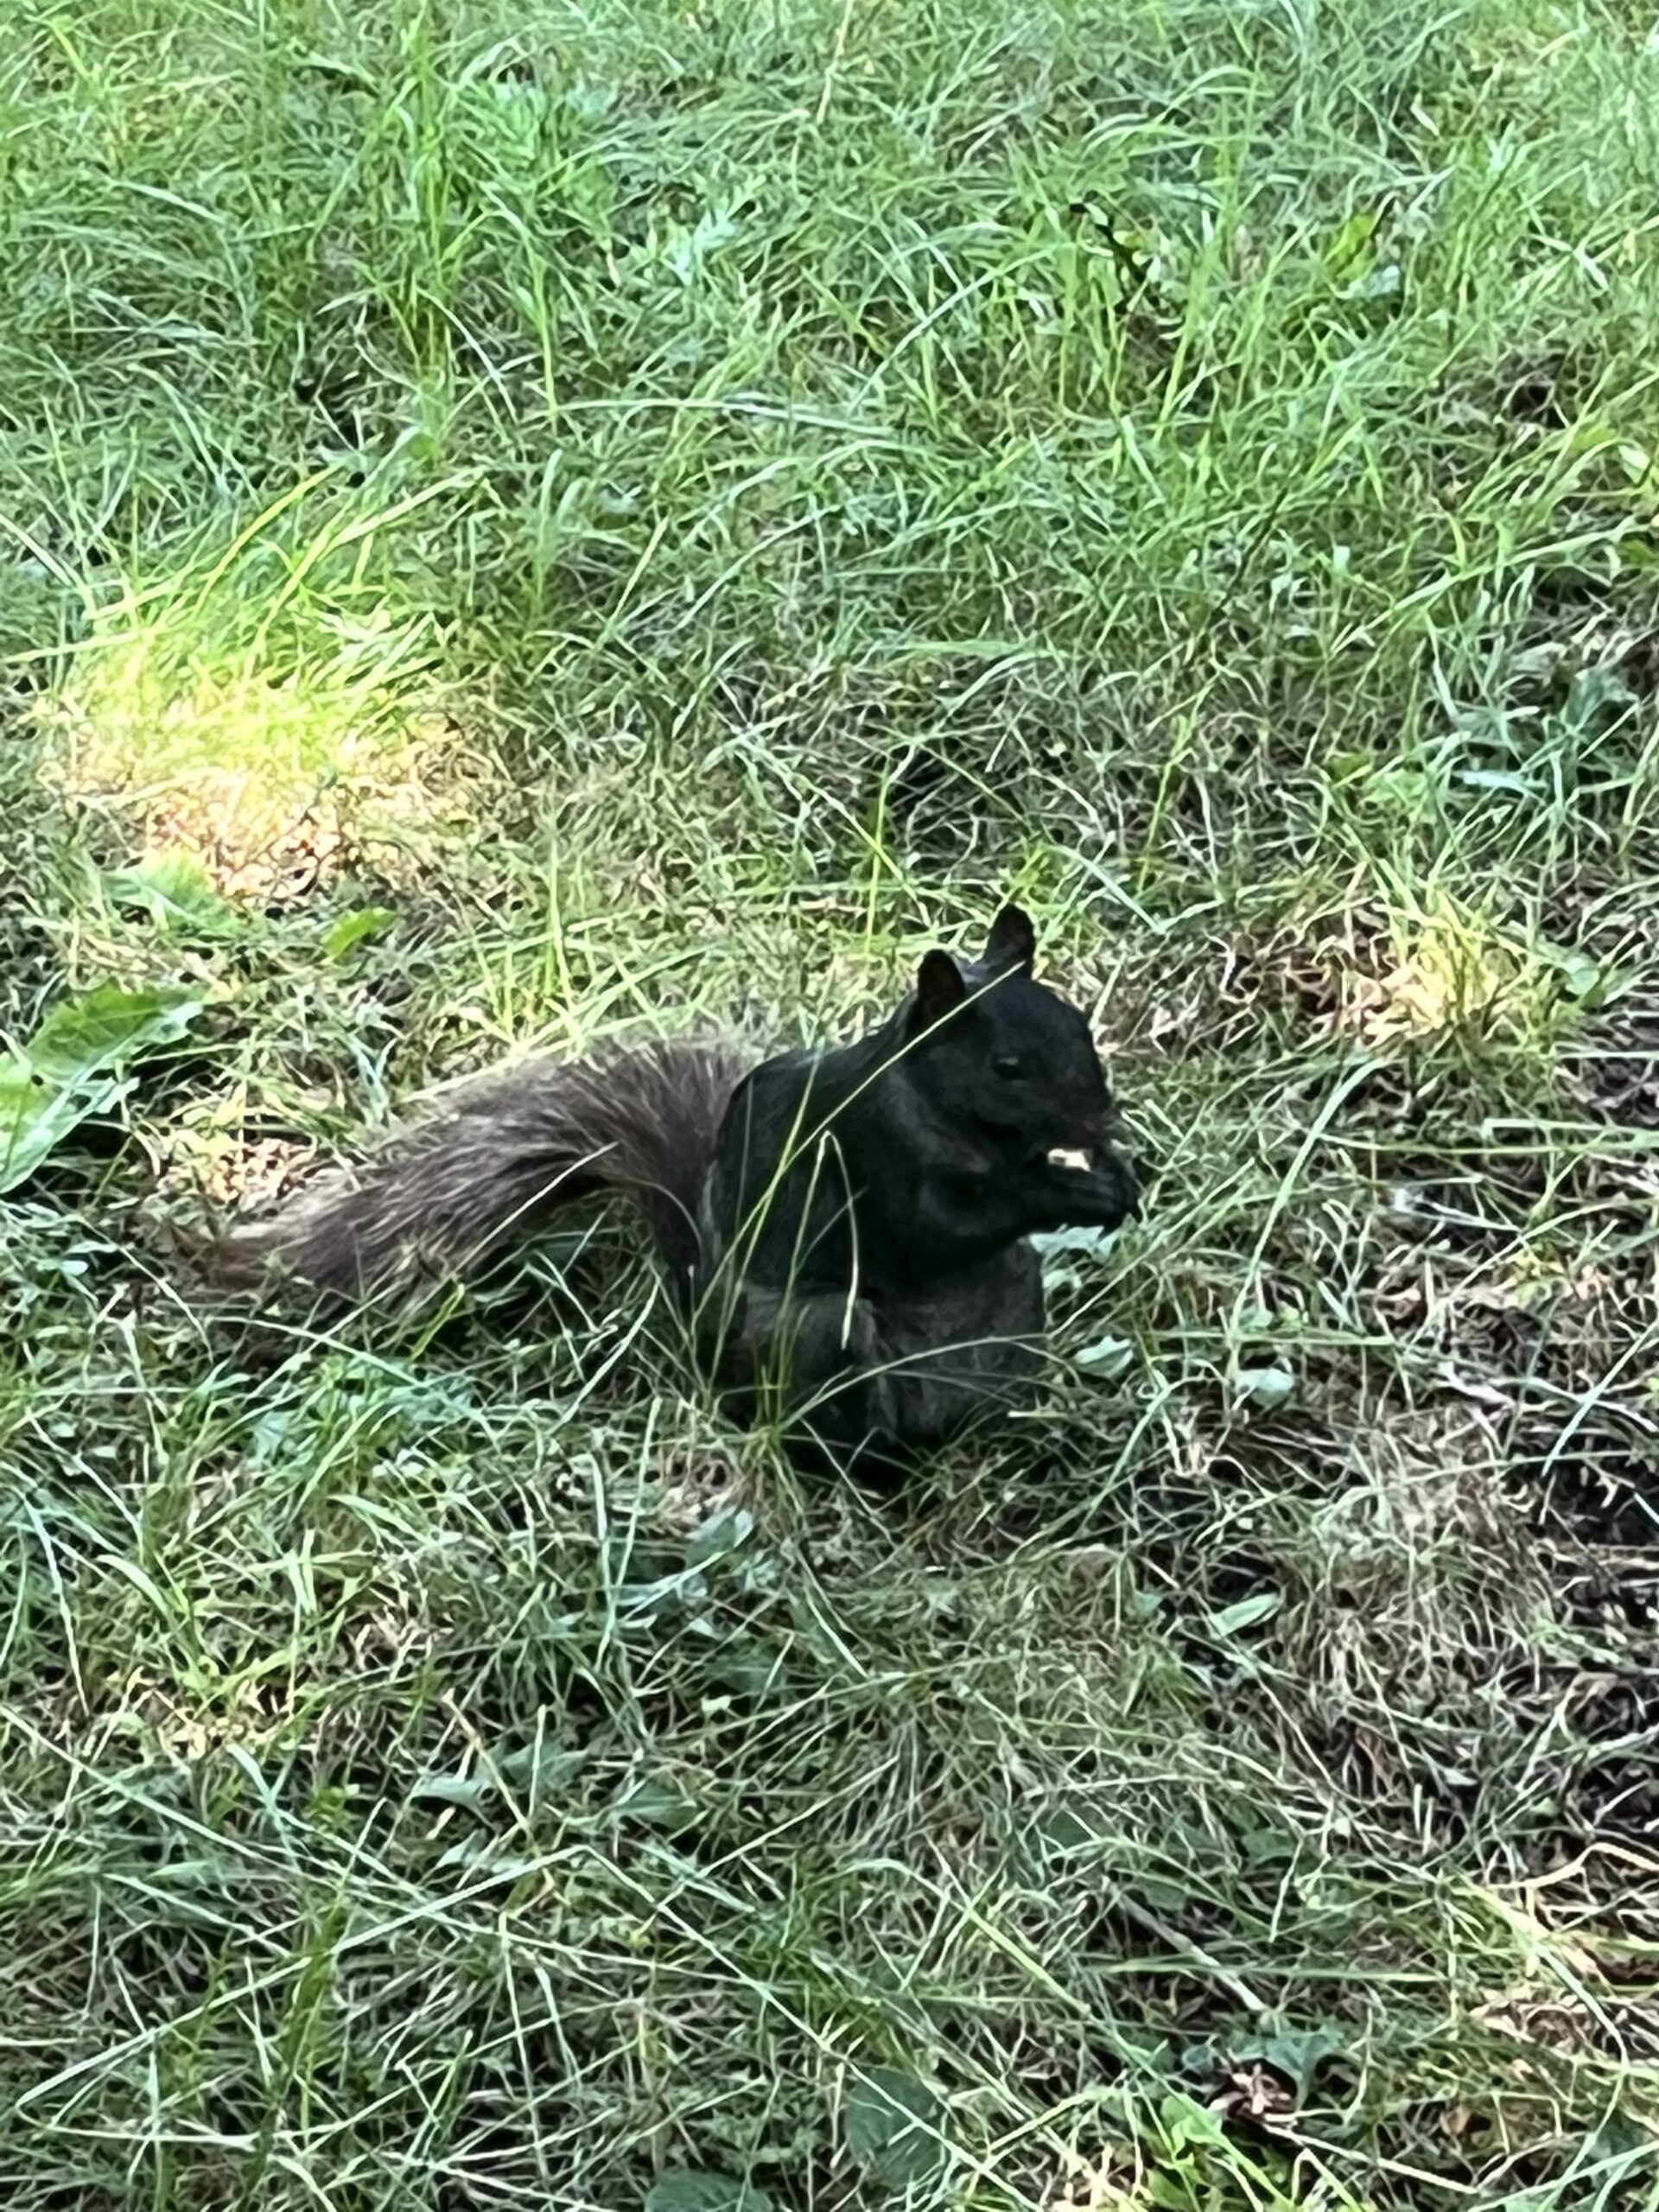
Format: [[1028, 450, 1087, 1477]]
[[1041, 1147, 1137, 1229]]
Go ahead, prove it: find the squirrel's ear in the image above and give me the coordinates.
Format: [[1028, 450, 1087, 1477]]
[[910, 949, 968, 1034], [983, 904, 1037, 972]]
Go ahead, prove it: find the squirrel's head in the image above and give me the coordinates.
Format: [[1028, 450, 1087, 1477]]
[[899, 905, 1132, 1173]]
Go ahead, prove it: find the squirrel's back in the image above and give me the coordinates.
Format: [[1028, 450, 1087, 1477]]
[[214, 1038, 753, 1312]]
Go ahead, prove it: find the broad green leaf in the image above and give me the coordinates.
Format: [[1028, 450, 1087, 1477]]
[[1073, 1333, 1133, 1379], [1033, 1223, 1120, 1258], [645, 2174, 772, 2212], [1560, 664, 1635, 733], [1322, 207, 1379, 277], [686, 1504, 755, 1568], [1225, 2023, 1345, 2096], [105, 854, 232, 933], [1155, 2089, 1229, 2152], [1234, 1364, 1294, 1410], [610, 1774, 702, 1831], [0, 985, 205, 1193], [407, 1770, 494, 1809], [26, 984, 202, 1087], [325, 906, 397, 959], [1031, 1803, 1110, 1858], [0, 1066, 131, 1192], [1205, 1593, 1282, 1639], [843, 2066, 947, 2188]]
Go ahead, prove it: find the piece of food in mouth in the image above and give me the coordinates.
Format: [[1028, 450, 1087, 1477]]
[[1046, 1147, 1093, 1173]]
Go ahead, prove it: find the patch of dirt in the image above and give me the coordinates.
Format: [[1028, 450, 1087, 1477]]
[[41, 698, 495, 906]]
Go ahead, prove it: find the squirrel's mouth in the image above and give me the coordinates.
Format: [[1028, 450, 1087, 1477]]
[[1046, 1145, 1095, 1173], [1043, 1141, 1142, 1218]]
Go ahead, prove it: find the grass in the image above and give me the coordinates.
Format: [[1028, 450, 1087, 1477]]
[[3, 0, 1659, 2203]]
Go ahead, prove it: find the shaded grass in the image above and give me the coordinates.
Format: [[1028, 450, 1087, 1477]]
[[3, 0, 1659, 2206]]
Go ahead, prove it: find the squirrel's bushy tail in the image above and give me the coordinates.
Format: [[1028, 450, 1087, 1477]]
[[213, 1039, 753, 1313]]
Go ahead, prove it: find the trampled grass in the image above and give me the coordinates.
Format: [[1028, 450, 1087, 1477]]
[[3, 1, 1658, 2205]]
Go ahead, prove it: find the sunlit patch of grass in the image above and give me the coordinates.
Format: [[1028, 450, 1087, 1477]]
[[42, 606, 474, 899], [1338, 887, 1563, 1052]]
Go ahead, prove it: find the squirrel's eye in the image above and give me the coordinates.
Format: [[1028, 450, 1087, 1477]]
[[994, 1055, 1023, 1080]]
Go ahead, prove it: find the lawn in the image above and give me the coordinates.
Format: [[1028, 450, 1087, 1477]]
[[3, 1, 1658, 2206]]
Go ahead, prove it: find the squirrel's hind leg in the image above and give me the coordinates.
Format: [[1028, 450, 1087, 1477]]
[[710, 1249, 1046, 1471]]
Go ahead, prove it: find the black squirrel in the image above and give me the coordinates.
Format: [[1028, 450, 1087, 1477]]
[[218, 906, 1138, 1469]]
